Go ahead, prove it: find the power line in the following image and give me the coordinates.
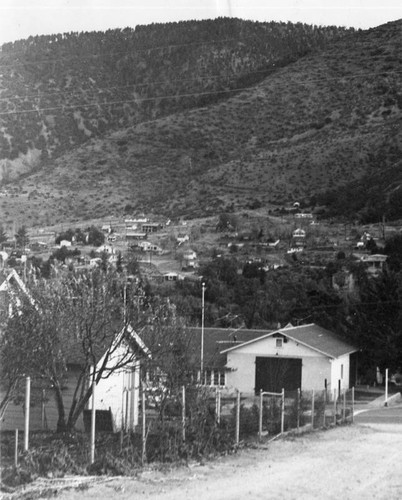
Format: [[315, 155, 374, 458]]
[[0, 67, 400, 118], [1, 65, 399, 105]]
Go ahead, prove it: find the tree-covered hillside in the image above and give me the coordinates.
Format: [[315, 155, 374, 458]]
[[0, 18, 354, 175]]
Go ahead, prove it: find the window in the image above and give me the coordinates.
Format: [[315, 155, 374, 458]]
[[276, 338, 283, 348]]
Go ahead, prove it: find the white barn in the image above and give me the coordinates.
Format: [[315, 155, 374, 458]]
[[222, 324, 358, 396]]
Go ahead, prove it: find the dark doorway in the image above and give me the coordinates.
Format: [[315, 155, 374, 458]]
[[255, 357, 302, 394]]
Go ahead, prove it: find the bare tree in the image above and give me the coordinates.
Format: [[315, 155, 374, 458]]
[[0, 268, 177, 431]]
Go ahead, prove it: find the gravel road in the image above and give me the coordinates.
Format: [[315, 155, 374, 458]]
[[41, 422, 402, 500]]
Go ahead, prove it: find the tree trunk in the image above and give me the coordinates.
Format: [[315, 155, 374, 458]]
[[0, 378, 19, 420], [53, 382, 67, 432], [66, 385, 93, 431]]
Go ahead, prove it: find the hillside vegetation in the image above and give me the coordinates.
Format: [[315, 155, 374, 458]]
[[1, 18, 402, 226]]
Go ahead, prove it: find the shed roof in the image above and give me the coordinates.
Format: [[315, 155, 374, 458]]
[[186, 327, 272, 369], [221, 323, 357, 359]]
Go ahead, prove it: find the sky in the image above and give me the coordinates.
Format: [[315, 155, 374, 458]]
[[0, 0, 401, 46]]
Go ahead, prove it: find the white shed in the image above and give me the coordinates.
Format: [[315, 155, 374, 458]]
[[222, 323, 358, 396]]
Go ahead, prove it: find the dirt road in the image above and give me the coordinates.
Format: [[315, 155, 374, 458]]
[[43, 422, 402, 500]]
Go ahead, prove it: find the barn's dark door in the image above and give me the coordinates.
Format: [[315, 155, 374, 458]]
[[255, 357, 302, 394]]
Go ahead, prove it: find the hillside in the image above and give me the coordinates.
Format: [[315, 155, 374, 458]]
[[0, 18, 350, 175], [1, 19, 402, 227]]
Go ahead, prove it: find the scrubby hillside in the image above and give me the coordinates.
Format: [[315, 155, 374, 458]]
[[0, 18, 352, 180], [1, 19, 402, 226]]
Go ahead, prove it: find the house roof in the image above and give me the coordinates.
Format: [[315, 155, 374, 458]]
[[66, 323, 149, 366], [186, 327, 272, 369], [221, 323, 358, 359]]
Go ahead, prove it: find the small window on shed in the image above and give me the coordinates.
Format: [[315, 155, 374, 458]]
[[276, 338, 283, 348]]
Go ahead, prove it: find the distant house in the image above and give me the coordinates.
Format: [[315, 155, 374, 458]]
[[359, 254, 387, 276], [295, 213, 313, 219], [126, 231, 147, 242], [292, 228, 306, 238], [177, 234, 189, 245], [59, 240, 72, 248], [163, 272, 180, 282], [138, 241, 163, 254], [141, 223, 162, 234], [96, 244, 115, 255], [182, 249, 198, 269]]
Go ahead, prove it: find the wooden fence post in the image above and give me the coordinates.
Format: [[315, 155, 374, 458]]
[[142, 387, 146, 465], [259, 390, 263, 440], [24, 376, 30, 452], [14, 429, 18, 467], [216, 388, 221, 424], [41, 389, 46, 430], [182, 385, 186, 443], [311, 390, 315, 428], [351, 387, 355, 423], [342, 390, 346, 422], [281, 388, 285, 434], [297, 388, 300, 431], [333, 389, 337, 425], [235, 390, 240, 445], [90, 379, 96, 465]]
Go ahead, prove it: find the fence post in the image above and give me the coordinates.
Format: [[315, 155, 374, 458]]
[[342, 390, 346, 422], [216, 388, 221, 424], [311, 390, 315, 428], [182, 385, 186, 443], [142, 387, 146, 465], [333, 389, 337, 425], [297, 388, 300, 431], [259, 389, 263, 440], [90, 379, 96, 465], [323, 389, 327, 428], [351, 387, 355, 423], [24, 376, 31, 452], [14, 429, 18, 467], [41, 389, 45, 430], [235, 390, 240, 445], [281, 388, 285, 434], [385, 368, 389, 407]]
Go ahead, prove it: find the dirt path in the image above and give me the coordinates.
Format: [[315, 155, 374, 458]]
[[25, 423, 397, 500]]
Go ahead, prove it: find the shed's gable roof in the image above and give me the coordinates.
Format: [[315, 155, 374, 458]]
[[186, 327, 272, 369], [221, 323, 357, 359]]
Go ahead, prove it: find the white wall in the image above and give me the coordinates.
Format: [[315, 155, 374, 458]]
[[225, 335, 333, 394], [330, 354, 351, 396], [91, 347, 140, 431]]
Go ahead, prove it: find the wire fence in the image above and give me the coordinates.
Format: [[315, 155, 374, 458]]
[[3, 380, 356, 471], [137, 385, 356, 462]]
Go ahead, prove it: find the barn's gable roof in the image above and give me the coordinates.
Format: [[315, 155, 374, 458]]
[[221, 323, 357, 359], [186, 327, 273, 369]]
